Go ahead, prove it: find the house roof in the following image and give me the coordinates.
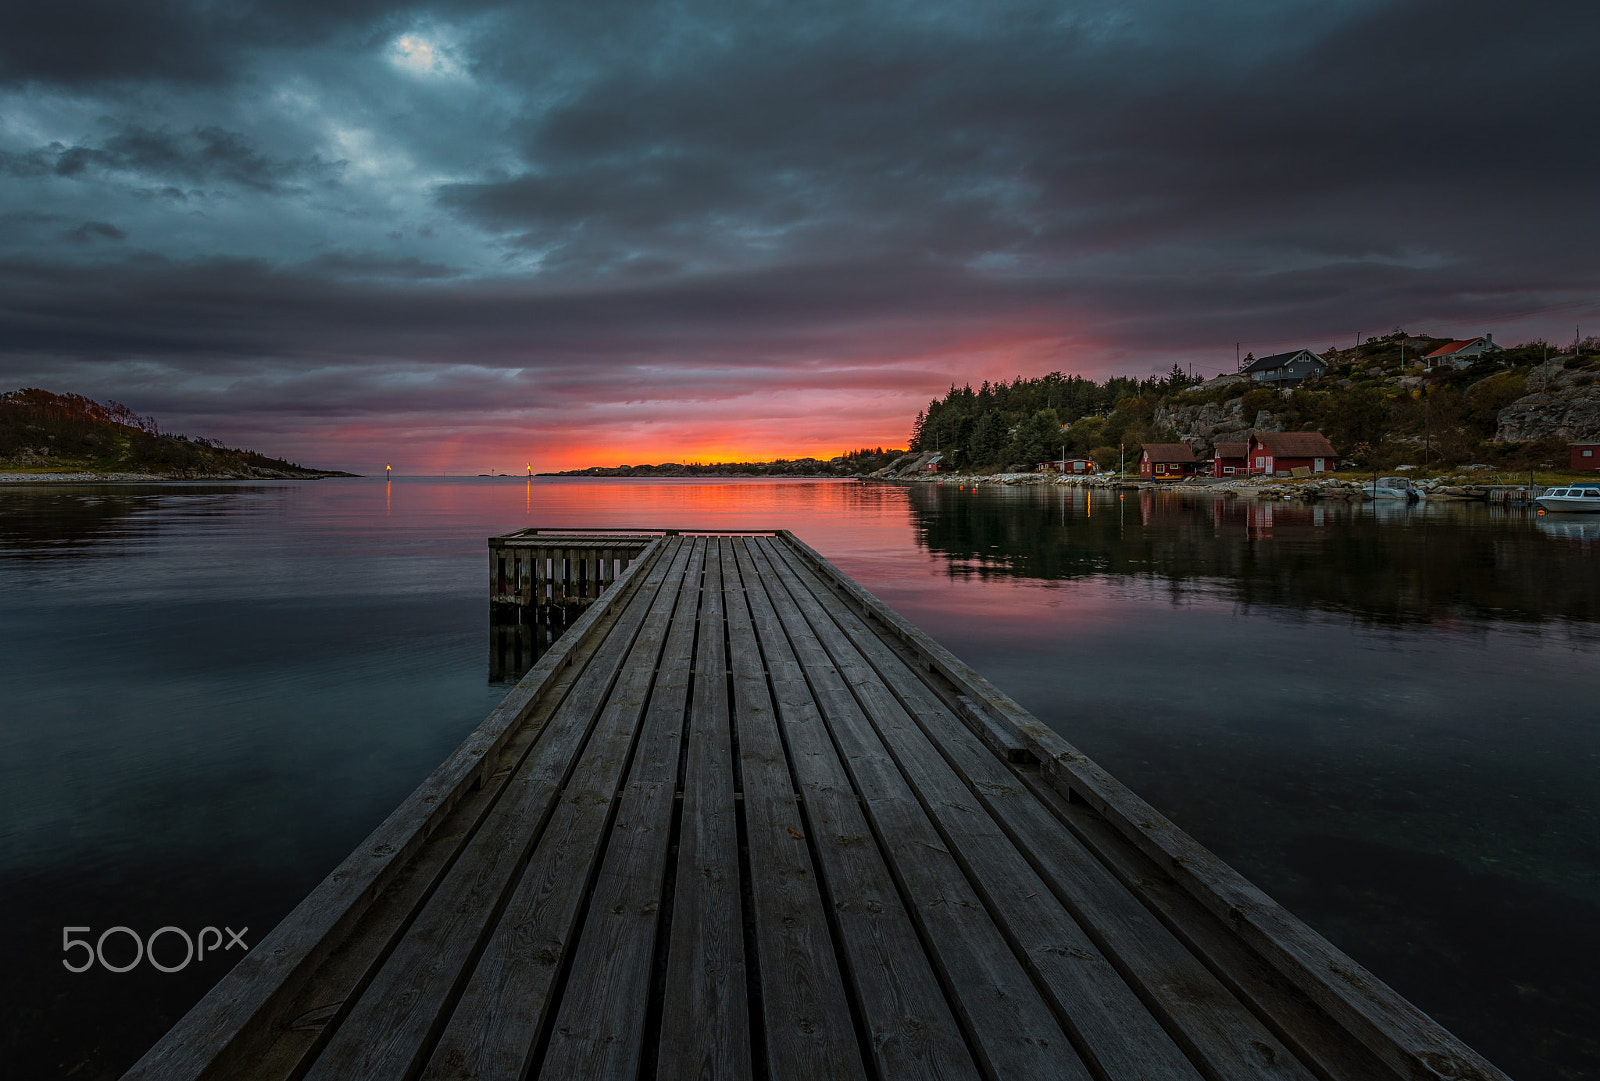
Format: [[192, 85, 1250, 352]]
[[1238, 349, 1324, 375], [1251, 430, 1336, 457], [1423, 336, 1494, 358], [1213, 442, 1249, 458], [1141, 443, 1196, 463]]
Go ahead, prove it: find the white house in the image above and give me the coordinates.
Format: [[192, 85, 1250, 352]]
[[1422, 334, 1503, 369]]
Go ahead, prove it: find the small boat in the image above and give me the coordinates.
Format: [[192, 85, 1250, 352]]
[[1363, 476, 1423, 501], [1534, 482, 1600, 513]]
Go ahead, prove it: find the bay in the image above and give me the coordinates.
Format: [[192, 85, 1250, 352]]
[[0, 476, 1594, 1080]]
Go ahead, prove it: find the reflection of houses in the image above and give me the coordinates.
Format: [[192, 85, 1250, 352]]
[[1423, 334, 1502, 369], [1244, 501, 1329, 538], [1139, 443, 1196, 479], [1040, 456, 1096, 474], [1212, 441, 1248, 478], [1247, 431, 1336, 476], [1239, 349, 1326, 385], [1137, 489, 1199, 528], [1207, 497, 1329, 540], [1571, 442, 1600, 471]]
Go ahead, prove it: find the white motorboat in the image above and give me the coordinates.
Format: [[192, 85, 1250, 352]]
[[1534, 483, 1600, 513]]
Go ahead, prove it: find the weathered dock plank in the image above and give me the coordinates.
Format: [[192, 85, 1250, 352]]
[[749, 538, 1098, 1081], [507, 539, 703, 1081], [656, 541, 752, 1081], [720, 541, 865, 1081], [124, 530, 1510, 1081], [763, 537, 1315, 1081], [300, 538, 688, 1081]]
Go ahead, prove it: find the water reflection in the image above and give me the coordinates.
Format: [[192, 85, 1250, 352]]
[[1532, 513, 1600, 547], [907, 484, 1598, 626], [0, 484, 282, 557], [488, 605, 578, 683]]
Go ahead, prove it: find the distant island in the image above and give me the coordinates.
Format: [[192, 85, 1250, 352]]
[[0, 388, 357, 481], [545, 447, 904, 478]]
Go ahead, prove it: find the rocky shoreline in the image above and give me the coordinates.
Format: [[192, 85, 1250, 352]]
[[860, 467, 1374, 501], [854, 451, 1555, 502]]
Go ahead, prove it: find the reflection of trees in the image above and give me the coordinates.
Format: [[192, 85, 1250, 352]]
[[907, 485, 1599, 627], [0, 486, 270, 557]]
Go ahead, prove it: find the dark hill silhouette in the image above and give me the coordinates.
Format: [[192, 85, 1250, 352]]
[[0, 388, 355, 479]]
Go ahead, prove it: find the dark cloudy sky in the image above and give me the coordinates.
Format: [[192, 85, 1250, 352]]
[[2, 0, 1595, 471]]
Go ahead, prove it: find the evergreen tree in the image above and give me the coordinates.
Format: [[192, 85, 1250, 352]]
[[1010, 408, 1061, 466], [969, 411, 1008, 465]]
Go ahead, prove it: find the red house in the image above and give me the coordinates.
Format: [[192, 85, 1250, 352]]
[[1212, 441, 1249, 478], [1139, 443, 1196, 479], [1247, 431, 1336, 476], [1041, 457, 1096, 474], [1572, 442, 1600, 471]]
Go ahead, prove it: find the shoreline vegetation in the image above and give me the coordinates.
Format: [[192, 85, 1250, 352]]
[[0, 389, 357, 483], [893, 329, 1599, 477]]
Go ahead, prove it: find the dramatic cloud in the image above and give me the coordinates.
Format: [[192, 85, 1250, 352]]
[[1, 0, 1595, 471]]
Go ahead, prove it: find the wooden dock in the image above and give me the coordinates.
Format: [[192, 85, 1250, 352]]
[[125, 530, 1506, 1081]]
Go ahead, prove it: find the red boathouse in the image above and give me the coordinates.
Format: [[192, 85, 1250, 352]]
[[1139, 443, 1196, 479], [1246, 431, 1336, 476], [1212, 441, 1249, 478]]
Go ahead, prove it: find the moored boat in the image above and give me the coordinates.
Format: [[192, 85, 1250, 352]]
[[1363, 475, 1423, 501], [1535, 482, 1600, 513]]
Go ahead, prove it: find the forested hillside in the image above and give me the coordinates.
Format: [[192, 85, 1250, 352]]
[[907, 332, 1598, 472], [1, 388, 351, 478]]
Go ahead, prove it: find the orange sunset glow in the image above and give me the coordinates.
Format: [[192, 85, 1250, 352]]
[[181, 327, 1125, 474]]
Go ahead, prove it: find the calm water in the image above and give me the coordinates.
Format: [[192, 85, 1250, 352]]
[[1, 477, 1596, 1080]]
